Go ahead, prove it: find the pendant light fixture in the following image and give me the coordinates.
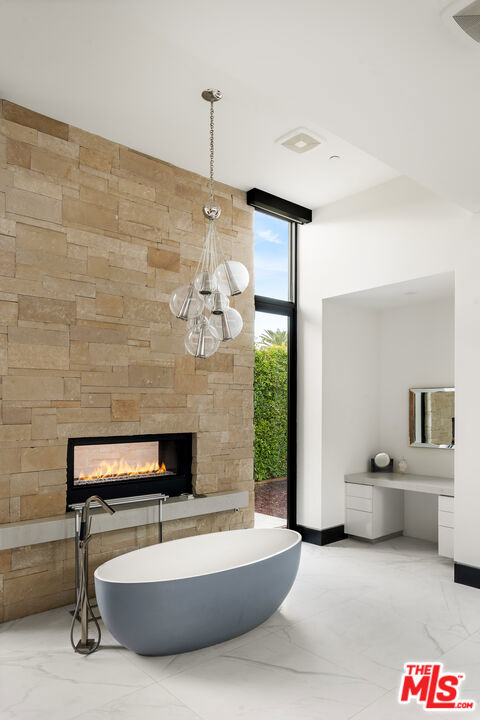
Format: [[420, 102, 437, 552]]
[[169, 89, 249, 358]]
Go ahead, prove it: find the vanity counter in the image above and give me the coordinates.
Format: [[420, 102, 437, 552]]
[[345, 472, 454, 497]]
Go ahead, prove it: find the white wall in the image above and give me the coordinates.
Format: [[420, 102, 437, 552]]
[[321, 302, 380, 529], [379, 300, 454, 479], [298, 176, 480, 568], [379, 300, 454, 542]]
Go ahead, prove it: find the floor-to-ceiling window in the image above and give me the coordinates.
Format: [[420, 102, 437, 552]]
[[253, 209, 296, 529]]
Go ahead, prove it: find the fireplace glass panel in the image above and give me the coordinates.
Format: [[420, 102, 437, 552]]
[[73, 439, 178, 487]]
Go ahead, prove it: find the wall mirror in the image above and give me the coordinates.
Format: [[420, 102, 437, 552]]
[[409, 388, 455, 449]]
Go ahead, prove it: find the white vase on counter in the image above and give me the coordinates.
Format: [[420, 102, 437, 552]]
[[398, 458, 408, 474]]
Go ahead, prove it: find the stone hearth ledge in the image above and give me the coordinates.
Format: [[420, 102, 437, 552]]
[[0, 490, 249, 551]]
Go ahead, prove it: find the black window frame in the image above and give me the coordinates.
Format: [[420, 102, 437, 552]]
[[254, 211, 297, 530]]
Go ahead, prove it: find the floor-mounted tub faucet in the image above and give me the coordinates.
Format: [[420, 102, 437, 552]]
[[70, 495, 115, 654]]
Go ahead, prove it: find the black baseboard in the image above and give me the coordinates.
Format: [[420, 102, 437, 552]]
[[296, 524, 346, 546], [454, 562, 480, 589]]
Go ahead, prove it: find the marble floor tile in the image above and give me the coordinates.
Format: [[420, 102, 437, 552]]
[[71, 683, 203, 720], [120, 623, 275, 683], [2, 536, 480, 720], [161, 631, 388, 720]]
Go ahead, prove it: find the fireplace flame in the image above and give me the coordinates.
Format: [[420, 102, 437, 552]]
[[78, 459, 167, 482]]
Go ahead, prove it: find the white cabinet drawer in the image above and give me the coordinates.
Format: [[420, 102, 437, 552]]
[[438, 510, 454, 529], [345, 483, 373, 500], [345, 508, 373, 538], [438, 526, 454, 559], [439, 495, 454, 513], [346, 495, 373, 512]]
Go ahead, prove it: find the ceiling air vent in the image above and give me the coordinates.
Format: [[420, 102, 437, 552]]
[[453, 0, 480, 43], [276, 127, 324, 154]]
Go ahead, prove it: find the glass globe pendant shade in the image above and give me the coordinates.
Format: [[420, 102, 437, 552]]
[[193, 270, 217, 296], [215, 260, 249, 296], [187, 313, 210, 330], [169, 284, 204, 321], [210, 307, 243, 341], [205, 289, 229, 315], [185, 322, 220, 359]]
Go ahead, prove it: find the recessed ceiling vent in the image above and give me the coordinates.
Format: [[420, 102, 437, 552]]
[[276, 127, 325, 154], [453, 0, 480, 43]]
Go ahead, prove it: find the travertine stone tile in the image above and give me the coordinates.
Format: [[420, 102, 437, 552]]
[[6, 187, 61, 223], [63, 197, 118, 232], [30, 146, 75, 180], [79, 185, 118, 210], [38, 131, 79, 159], [0, 498, 10, 522], [118, 176, 156, 201], [56, 406, 110, 423], [195, 353, 234, 373], [2, 406, 31, 425], [31, 414, 57, 440], [96, 292, 123, 317], [0, 423, 31, 442], [0, 117, 37, 144], [147, 246, 180, 271], [119, 198, 168, 230], [119, 147, 173, 185], [128, 365, 174, 388], [81, 367, 128, 386], [81, 392, 111, 407], [13, 167, 62, 200], [3, 375, 64, 401], [0, 249, 15, 277], [16, 222, 66, 253], [124, 296, 170, 323], [8, 342, 70, 370], [68, 125, 119, 159], [10, 472, 39, 496], [9, 327, 69, 347], [112, 397, 140, 421], [18, 295, 76, 324], [79, 146, 111, 173], [70, 325, 127, 344], [174, 373, 208, 395], [21, 445, 66, 472], [0, 300, 17, 324], [2, 101, 69, 140], [64, 377, 81, 401], [6, 139, 31, 169]]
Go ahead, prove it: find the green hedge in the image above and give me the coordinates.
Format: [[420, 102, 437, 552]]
[[254, 345, 288, 482]]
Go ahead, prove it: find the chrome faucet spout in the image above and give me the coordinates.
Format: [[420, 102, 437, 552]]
[[79, 495, 115, 541]]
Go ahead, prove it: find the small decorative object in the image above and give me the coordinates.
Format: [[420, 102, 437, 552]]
[[169, 89, 249, 358], [398, 458, 408, 474], [370, 452, 394, 472]]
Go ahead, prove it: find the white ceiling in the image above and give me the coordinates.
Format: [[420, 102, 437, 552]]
[[327, 272, 455, 310], [0, 0, 479, 211]]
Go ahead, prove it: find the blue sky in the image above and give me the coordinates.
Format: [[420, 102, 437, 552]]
[[254, 212, 289, 342], [254, 212, 289, 300]]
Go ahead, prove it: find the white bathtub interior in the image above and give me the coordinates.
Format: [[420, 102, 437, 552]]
[[95, 528, 301, 583]]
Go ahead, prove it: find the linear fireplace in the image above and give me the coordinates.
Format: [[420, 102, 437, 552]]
[[66, 433, 193, 507]]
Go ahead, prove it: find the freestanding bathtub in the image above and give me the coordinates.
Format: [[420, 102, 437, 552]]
[[94, 527, 301, 656]]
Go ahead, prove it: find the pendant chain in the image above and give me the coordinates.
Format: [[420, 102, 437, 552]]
[[209, 100, 215, 204]]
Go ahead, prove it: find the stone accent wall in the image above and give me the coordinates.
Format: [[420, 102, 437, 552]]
[[0, 101, 254, 622]]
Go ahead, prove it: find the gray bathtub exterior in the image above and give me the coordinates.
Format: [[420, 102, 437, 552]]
[[95, 534, 301, 656]]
